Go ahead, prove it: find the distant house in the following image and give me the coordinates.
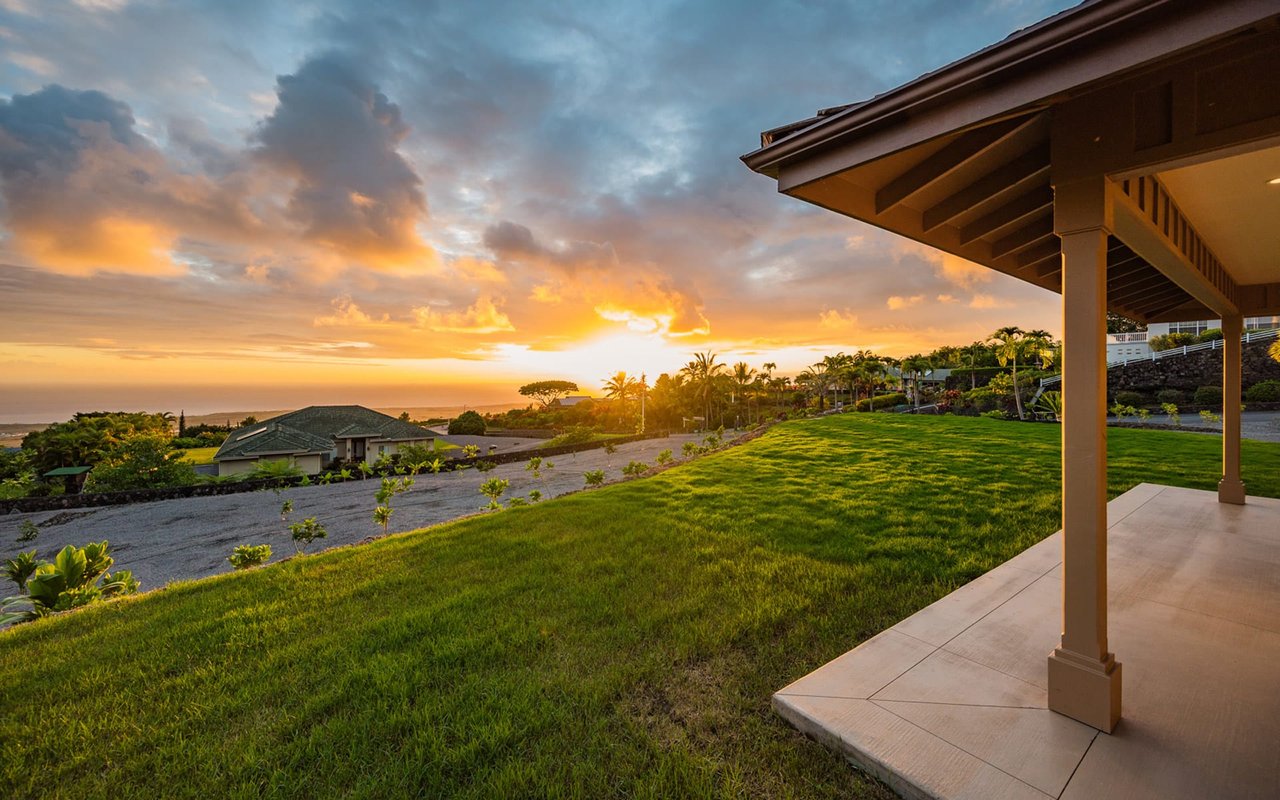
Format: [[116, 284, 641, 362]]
[[555, 395, 594, 407], [213, 405, 434, 477]]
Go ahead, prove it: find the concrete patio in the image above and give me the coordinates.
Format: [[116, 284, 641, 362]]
[[775, 483, 1280, 800]]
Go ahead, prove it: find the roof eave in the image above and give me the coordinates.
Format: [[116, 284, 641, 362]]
[[741, 0, 1167, 175]]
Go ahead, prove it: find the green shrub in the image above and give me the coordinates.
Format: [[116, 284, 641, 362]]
[[1113, 390, 1146, 407], [1034, 391, 1062, 420], [289, 518, 328, 554], [1155, 389, 1185, 405], [1161, 402, 1181, 426], [1244, 380, 1280, 403], [4, 550, 40, 591], [1199, 410, 1222, 425], [980, 410, 1008, 420], [1192, 385, 1223, 407], [479, 478, 509, 510], [583, 470, 605, 487], [448, 410, 486, 435], [528, 490, 542, 503], [1149, 332, 1197, 351], [246, 459, 305, 482], [1110, 404, 1137, 421], [228, 544, 272, 570], [545, 426, 596, 446], [84, 435, 198, 492], [0, 541, 139, 625], [1196, 328, 1223, 343], [17, 520, 39, 543], [622, 461, 650, 478], [681, 442, 700, 457], [655, 449, 673, 466], [474, 460, 496, 473], [855, 392, 907, 411]]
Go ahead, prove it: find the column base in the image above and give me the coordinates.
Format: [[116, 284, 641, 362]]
[[1048, 648, 1122, 733], [1218, 477, 1246, 505]]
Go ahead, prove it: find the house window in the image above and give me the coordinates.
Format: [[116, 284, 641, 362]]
[[1168, 320, 1210, 335], [378, 445, 385, 454], [1245, 316, 1280, 331]]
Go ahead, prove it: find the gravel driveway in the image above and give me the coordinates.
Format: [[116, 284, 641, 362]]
[[0, 433, 710, 590]]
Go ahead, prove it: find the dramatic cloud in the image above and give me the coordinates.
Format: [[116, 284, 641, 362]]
[[253, 53, 433, 270]]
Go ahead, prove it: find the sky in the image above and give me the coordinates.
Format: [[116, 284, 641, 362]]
[[0, 0, 1076, 421]]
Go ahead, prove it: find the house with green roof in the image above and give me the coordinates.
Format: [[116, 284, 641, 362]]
[[212, 405, 434, 477]]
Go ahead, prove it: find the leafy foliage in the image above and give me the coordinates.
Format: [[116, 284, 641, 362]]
[[17, 520, 39, 543], [4, 550, 40, 591], [621, 461, 650, 478], [83, 435, 198, 493], [479, 478, 509, 510], [583, 470, 605, 487], [1193, 385, 1223, 407], [518, 380, 579, 408], [21, 411, 174, 474], [655, 449, 673, 466], [246, 459, 305, 482], [1, 541, 138, 625], [448, 411, 486, 436], [288, 518, 328, 554], [228, 545, 272, 570], [1245, 380, 1280, 403]]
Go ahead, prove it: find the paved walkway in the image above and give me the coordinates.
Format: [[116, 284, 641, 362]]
[[1116, 410, 1280, 442], [0, 433, 708, 590]]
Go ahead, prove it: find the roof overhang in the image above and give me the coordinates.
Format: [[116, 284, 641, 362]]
[[743, 0, 1280, 323]]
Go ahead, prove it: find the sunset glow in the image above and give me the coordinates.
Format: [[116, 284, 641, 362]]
[[0, 0, 1074, 421]]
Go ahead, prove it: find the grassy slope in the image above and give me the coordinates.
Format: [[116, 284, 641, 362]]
[[3, 415, 1278, 799], [176, 446, 220, 465]]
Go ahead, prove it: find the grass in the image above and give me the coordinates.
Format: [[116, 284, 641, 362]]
[[3, 415, 1278, 799], [176, 445, 220, 465]]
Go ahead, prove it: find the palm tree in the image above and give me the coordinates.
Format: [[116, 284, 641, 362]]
[[989, 327, 1033, 419], [602, 371, 639, 421], [680, 352, 727, 429], [899, 354, 933, 409], [797, 363, 829, 411], [822, 352, 853, 410], [852, 357, 886, 410], [732, 362, 756, 426]]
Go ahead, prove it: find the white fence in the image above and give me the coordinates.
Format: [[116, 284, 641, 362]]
[[1037, 328, 1279, 393]]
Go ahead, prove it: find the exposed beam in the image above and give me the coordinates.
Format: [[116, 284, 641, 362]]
[[991, 216, 1053, 258], [1113, 283, 1187, 309], [1140, 293, 1200, 319], [921, 146, 1050, 231], [960, 185, 1054, 244], [874, 117, 1033, 214], [1016, 239, 1060, 269]]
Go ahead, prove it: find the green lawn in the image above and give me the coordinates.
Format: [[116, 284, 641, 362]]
[[3, 415, 1279, 799], [176, 445, 220, 465]]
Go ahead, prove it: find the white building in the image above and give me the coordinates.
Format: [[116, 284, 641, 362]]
[[1107, 315, 1280, 362]]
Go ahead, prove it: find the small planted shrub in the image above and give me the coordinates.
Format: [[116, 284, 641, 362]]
[[604, 442, 617, 456], [228, 544, 272, 570], [479, 478, 509, 510], [1034, 391, 1063, 421], [1244, 380, 1280, 403], [1, 542, 139, 625], [525, 456, 554, 479], [855, 392, 907, 411], [280, 499, 294, 522], [1136, 408, 1151, 421], [448, 410, 486, 436], [1161, 402, 1181, 426], [1155, 389, 1185, 405], [981, 409, 1009, 420], [474, 460, 497, 473], [622, 461, 650, 478], [248, 459, 305, 482], [506, 496, 528, 508], [1193, 385, 1223, 407], [1113, 390, 1146, 408], [1199, 410, 1222, 425], [4, 550, 40, 591], [1110, 404, 1136, 421], [373, 477, 414, 535], [583, 470, 605, 487], [546, 426, 595, 446], [462, 444, 481, 459], [528, 490, 542, 503], [17, 520, 39, 543], [681, 441, 700, 458], [289, 518, 328, 554], [655, 449, 673, 466]]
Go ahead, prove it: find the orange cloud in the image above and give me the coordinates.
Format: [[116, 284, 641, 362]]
[[17, 216, 181, 277], [413, 296, 515, 334], [887, 294, 924, 310], [819, 308, 858, 329]]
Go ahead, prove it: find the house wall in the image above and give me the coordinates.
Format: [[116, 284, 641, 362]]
[[216, 453, 324, 477], [362, 438, 432, 464]]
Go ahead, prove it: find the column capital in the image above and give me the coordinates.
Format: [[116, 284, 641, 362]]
[[1054, 175, 1114, 237]]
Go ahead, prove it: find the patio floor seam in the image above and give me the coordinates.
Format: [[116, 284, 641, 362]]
[[1115, 593, 1280, 638], [868, 697, 1058, 799], [1056, 730, 1099, 799]]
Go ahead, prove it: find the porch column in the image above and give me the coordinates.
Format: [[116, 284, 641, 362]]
[[1219, 314, 1246, 504], [1048, 178, 1122, 733]]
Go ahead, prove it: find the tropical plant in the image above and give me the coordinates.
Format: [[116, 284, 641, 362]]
[[899, 354, 933, 409], [1, 542, 139, 625], [1199, 409, 1223, 425], [246, 459, 304, 482], [602, 371, 639, 419], [228, 544, 272, 570], [583, 470, 605, 487], [655, 449, 673, 466], [357, 461, 375, 478], [519, 380, 580, 408], [448, 411, 486, 435], [373, 505, 393, 533], [680, 352, 728, 428], [988, 327, 1055, 420], [681, 441, 700, 457], [525, 456, 548, 479], [507, 496, 528, 507], [462, 444, 481, 459], [280, 499, 294, 522], [1034, 391, 1063, 421], [373, 477, 414, 535], [731, 362, 757, 425], [4, 550, 40, 591], [83, 434, 199, 492], [479, 478, 510, 510], [288, 518, 328, 554], [1161, 402, 1181, 426], [1111, 404, 1137, 421], [622, 461, 649, 478], [17, 520, 39, 543], [528, 490, 542, 503], [474, 460, 496, 473]]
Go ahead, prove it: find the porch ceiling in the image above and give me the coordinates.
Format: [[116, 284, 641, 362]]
[[744, 0, 1280, 323]]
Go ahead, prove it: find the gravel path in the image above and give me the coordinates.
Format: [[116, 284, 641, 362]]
[[0, 434, 709, 590]]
